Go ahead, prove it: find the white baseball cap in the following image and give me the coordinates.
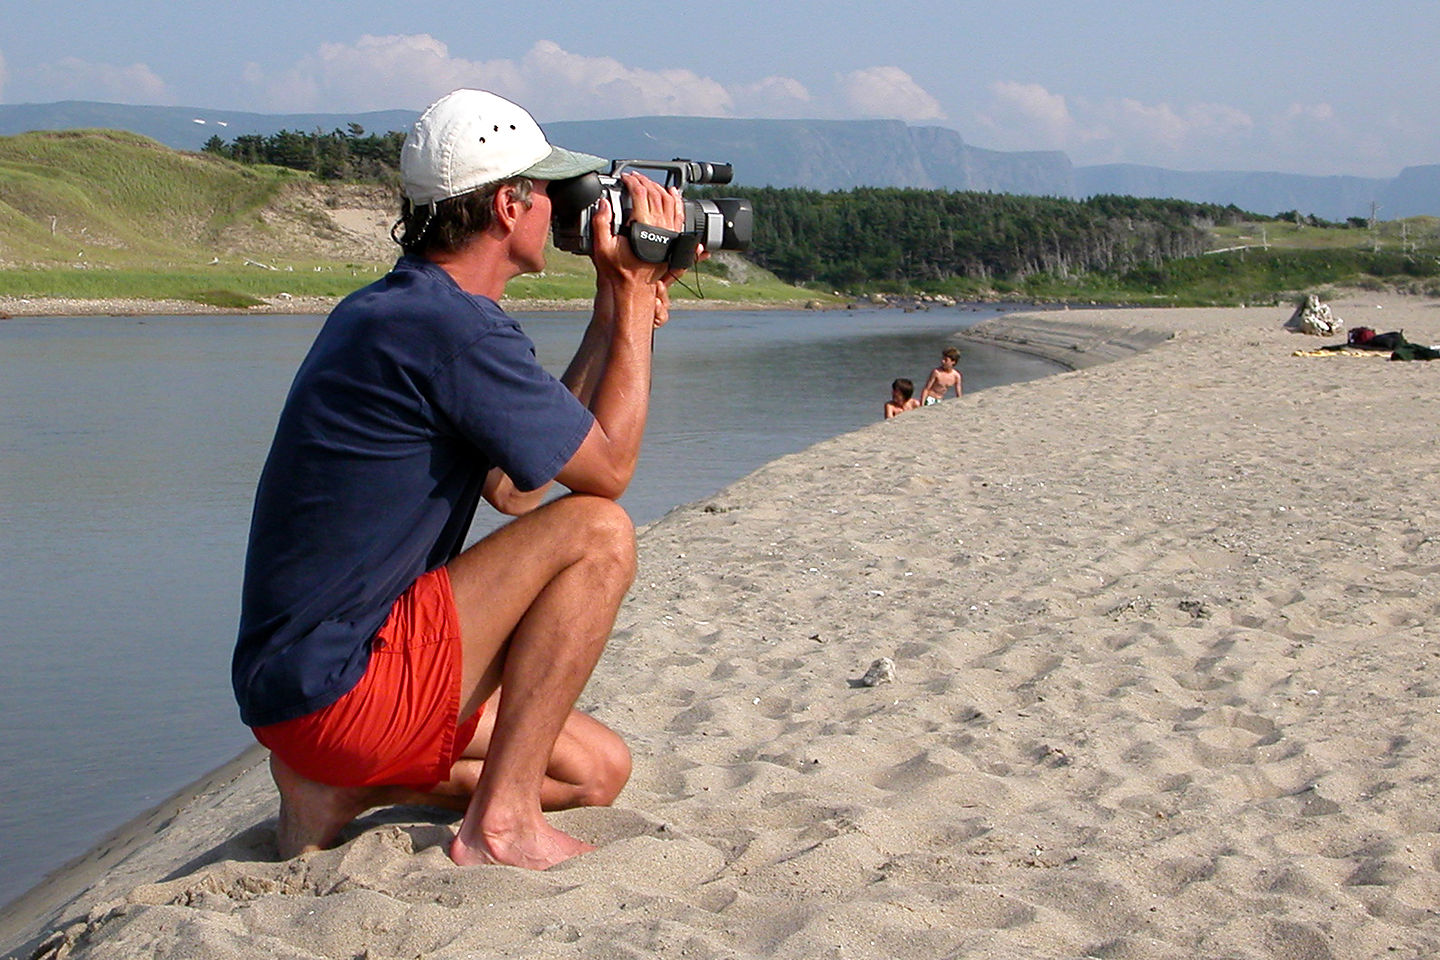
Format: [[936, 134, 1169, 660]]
[[400, 89, 608, 206]]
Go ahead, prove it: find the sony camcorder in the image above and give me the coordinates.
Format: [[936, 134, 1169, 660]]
[[549, 159, 753, 270]]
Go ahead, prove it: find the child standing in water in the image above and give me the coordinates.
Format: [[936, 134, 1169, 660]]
[[884, 378, 921, 419], [918, 347, 962, 404]]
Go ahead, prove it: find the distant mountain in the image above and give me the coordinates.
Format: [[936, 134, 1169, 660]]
[[1379, 165, 1440, 219], [2, 100, 1434, 220], [545, 116, 1073, 195], [1072, 163, 1440, 220]]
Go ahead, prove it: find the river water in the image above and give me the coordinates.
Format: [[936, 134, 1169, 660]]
[[0, 304, 1062, 908]]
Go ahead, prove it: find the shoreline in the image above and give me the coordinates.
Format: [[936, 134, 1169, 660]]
[[0, 746, 268, 953], [0, 294, 826, 318], [954, 308, 1179, 370], [7, 292, 1440, 959]]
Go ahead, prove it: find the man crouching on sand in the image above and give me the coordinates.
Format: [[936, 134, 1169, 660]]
[[232, 89, 690, 870]]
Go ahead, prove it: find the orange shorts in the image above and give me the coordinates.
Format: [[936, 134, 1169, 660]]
[[252, 566, 482, 790]]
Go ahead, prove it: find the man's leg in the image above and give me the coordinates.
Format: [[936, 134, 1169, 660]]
[[443, 493, 636, 869], [269, 705, 632, 859], [270, 754, 419, 858], [430, 701, 631, 813], [269, 494, 634, 865]]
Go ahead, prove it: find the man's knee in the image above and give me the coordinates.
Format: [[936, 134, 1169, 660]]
[[563, 495, 637, 584], [578, 735, 632, 808]]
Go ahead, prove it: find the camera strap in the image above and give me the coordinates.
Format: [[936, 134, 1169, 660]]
[[666, 234, 701, 270]]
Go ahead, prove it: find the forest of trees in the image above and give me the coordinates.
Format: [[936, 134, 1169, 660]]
[[202, 127, 1260, 290], [202, 125, 406, 182], [705, 186, 1254, 289]]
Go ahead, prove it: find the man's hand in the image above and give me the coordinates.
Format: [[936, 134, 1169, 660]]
[[591, 172, 685, 293]]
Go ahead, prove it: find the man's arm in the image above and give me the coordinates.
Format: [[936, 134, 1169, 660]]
[[482, 175, 688, 513], [557, 289, 620, 408], [560, 239, 684, 404], [482, 466, 548, 516], [479, 297, 624, 514], [555, 174, 684, 500]]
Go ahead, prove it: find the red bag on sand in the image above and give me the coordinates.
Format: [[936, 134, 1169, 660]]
[[1349, 326, 1376, 345]]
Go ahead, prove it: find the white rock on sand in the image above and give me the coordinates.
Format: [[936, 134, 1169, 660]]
[[4, 293, 1440, 960]]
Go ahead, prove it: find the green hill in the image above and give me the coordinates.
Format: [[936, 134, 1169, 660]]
[[0, 129, 811, 308]]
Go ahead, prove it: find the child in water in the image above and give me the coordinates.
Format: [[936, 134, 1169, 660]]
[[918, 347, 962, 404], [884, 378, 921, 419]]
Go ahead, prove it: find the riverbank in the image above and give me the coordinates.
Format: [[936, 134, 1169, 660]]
[[6, 292, 1440, 959], [955, 307, 1179, 370], [0, 294, 823, 318]]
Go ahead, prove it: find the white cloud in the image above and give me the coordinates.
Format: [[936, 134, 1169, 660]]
[[973, 80, 1273, 168], [1285, 102, 1335, 122], [1107, 99, 1253, 149], [969, 82, 1440, 174], [0, 49, 8, 102], [988, 81, 1076, 142], [23, 57, 174, 105], [242, 37, 946, 128], [249, 34, 489, 113], [513, 40, 732, 119], [247, 37, 733, 118], [732, 76, 813, 117], [837, 66, 944, 121]]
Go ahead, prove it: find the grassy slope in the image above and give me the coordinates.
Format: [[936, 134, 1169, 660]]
[[0, 130, 815, 307], [1135, 218, 1440, 305], [949, 216, 1440, 307], [1, 131, 283, 260], [1120, 218, 1440, 305]]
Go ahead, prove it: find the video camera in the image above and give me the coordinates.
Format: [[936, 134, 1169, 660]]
[[549, 159, 753, 270]]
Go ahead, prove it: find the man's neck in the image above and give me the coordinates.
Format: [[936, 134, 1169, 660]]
[[427, 238, 520, 301]]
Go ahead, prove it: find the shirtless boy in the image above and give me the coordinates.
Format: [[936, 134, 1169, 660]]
[[884, 378, 921, 419], [918, 347, 962, 404]]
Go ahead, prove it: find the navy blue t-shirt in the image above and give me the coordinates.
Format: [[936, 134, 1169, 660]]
[[233, 255, 594, 727]]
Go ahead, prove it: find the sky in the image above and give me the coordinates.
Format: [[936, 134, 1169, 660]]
[[1, 0, 1436, 178]]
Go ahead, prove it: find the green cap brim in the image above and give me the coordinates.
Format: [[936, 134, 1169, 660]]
[[520, 145, 608, 181]]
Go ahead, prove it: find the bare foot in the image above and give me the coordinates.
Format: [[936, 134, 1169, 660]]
[[269, 755, 380, 858], [449, 815, 595, 870]]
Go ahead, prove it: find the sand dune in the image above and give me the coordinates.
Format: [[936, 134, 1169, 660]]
[[6, 293, 1439, 960]]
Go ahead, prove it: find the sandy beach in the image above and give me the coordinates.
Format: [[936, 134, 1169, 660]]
[[4, 292, 1439, 959]]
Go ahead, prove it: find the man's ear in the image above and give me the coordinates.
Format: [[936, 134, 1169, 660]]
[[492, 185, 523, 234]]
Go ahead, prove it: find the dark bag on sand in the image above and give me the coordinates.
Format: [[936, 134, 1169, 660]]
[[1391, 342, 1440, 362], [1369, 331, 1407, 351], [1345, 328, 1407, 351]]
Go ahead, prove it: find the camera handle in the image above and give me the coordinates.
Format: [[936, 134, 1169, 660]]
[[625, 222, 700, 269], [609, 160, 683, 191]]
